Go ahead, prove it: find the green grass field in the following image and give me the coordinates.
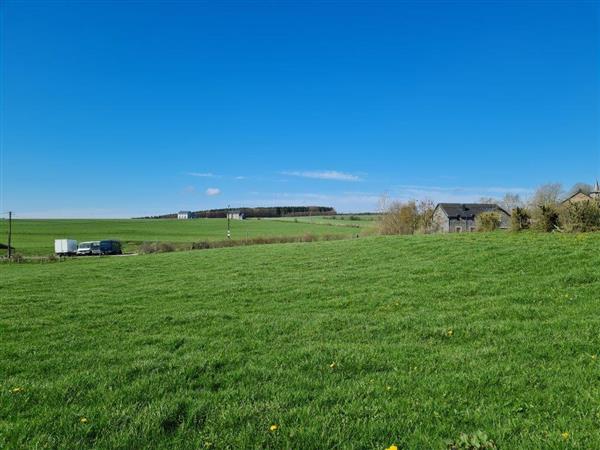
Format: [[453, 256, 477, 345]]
[[1, 218, 366, 256], [269, 214, 379, 228], [2, 232, 599, 449]]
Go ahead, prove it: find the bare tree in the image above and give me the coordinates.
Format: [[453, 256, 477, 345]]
[[567, 182, 593, 196], [529, 183, 563, 208], [378, 200, 418, 235], [500, 193, 523, 213], [478, 197, 498, 205], [416, 198, 435, 233], [377, 193, 390, 213]]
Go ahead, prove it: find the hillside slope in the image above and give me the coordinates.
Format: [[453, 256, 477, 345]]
[[3, 218, 364, 256], [2, 232, 599, 449]]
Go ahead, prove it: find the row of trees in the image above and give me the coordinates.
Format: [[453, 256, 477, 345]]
[[378, 182, 600, 235], [139, 206, 336, 219]]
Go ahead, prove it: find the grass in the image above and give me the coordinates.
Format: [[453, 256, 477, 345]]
[[0, 218, 364, 256], [2, 231, 600, 449], [270, 214, 379, 228]]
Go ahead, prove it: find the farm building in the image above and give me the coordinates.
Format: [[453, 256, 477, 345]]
[[177, 211, 194, 219], [432, 203, 510, 233], [562, 180, 600, 204], [227, 211, 245, 220]]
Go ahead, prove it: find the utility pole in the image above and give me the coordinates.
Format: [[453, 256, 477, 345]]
[[7, 211, 12, 258], [227, 204, 231, 239]]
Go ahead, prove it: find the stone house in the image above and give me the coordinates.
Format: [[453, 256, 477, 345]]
[[432, 203, 511, 233], [561, 180, 600, 205]]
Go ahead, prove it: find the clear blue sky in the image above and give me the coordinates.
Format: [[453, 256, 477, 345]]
[[1, 1, 598, 217]]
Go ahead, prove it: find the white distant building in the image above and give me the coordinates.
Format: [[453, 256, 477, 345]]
[[177, 211, 193, 219], [227, 211, 245, 220]]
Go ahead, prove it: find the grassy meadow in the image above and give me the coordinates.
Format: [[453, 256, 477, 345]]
[[2, 231, 599, 449], [269, 214, 378, 228], [1, 218, 368, 256]]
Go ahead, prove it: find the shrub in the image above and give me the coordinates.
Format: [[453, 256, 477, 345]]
[[157, 242, 176, 253], [189, 233, 349, 251], [139, 242, 176, 254], [534, 204, 560, 232], [378, 201, 418, 235], [476, 212, 501, 232], [191, 241, 211, 250], [321, 234, 344, 241], [510, 207, 531, 232], [560, 201, 600, 232], [10, 253, 24, 263], [139, 242, 156, 254], [416, 199, 435, 233]]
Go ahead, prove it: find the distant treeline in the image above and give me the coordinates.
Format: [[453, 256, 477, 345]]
[[137, 206, 336, 219]]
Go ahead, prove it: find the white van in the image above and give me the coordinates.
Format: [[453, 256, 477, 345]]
[[76, 241, 101, 256]]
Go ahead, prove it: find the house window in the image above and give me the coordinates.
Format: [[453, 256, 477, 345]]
[[455, 226, 462, 233]]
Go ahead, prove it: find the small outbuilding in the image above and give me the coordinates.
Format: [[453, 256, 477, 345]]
[[177, 211, 194, 219], [432, 203, 510, 233]]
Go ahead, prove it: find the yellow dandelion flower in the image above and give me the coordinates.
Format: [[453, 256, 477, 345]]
[[80, 417, 89, 424], [447, 329, 453, 337], [270, 424, 279, 432], [385, 445, 398, 450], [10, 387, 23, 394], [561, 431, 569, 440], [329, 362, 337, 369]]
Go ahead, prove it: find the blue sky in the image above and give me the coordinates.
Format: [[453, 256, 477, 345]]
[[1, 1, 598, 217]]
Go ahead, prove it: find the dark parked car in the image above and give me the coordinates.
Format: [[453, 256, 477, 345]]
[[99, 240, 122, 255], [76, 240, 122, 256]]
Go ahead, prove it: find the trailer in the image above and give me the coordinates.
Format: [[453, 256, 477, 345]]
[[55, 239, 78, 256]]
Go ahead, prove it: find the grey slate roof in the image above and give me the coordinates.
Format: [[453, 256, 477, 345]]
[[436, 203, 509, 219]]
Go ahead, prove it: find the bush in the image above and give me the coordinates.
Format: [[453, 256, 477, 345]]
[[189, 233, 348, 251], [416, 199, 435, 233], [510, 207, 531, 232], [10, 253, 24, 263], [157, 242, 176, 253], [560, 201, 600, 232], [476, 212, 501, 232], [534, 205, 560, 232], [191, 241, 211, 250], [378, 201, 418, 235], [139, 242, 176, 254]]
